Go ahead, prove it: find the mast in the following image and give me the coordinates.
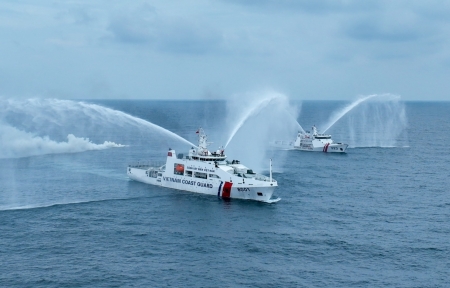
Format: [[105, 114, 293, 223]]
[[269, 158, 272, 182]]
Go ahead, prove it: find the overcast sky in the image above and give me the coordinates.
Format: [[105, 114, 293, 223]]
[[1, 0, 450, 101]]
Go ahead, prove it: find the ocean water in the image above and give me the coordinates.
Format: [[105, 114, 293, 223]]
[[0, 99, 449, 287]]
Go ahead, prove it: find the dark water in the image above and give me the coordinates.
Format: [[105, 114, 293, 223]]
[[0, 100, 449, 287]]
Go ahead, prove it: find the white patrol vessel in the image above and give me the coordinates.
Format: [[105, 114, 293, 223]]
[[272, 126, 348, 153], [293, 126, 348, 153], [127, 128, 280, 203]]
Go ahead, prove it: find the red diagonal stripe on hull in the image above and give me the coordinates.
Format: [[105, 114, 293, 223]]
[[222, 181, 233, 198], [324, 143, 330, 153]]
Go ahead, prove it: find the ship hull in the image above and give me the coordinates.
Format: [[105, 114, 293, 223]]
[[127, 167, 278, 203], [294, 143, 348, 153]]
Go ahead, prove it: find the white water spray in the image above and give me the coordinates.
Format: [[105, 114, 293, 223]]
[[224, 95, 277, 148], [223, 91, 300, 170], [0, 98, 196, 158], [224, 92, 301, 148], [0, 124, 125, 159], [322, 94, 378, 133], [75, 101, 196, 147], [319, 94, 407, 147], [294, 118, 306, 134]]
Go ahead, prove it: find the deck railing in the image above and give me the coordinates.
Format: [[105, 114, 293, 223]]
[[128, 161, 165, 169]]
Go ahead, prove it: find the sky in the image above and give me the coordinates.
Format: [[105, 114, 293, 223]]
[[1, 0, 450, 101]]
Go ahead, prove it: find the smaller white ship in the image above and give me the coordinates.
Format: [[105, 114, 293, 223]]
[[127, 128, 280, 203], [293, 126, 348, 153], [272, 126, 348, 153]]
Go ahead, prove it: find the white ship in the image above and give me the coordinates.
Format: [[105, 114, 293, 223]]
[[293, 126, 348, 153], [127, 128, 280, 203], [272, 126, 348, 153]]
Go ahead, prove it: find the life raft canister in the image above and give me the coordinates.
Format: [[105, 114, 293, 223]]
[[175, 164, 184, 173]]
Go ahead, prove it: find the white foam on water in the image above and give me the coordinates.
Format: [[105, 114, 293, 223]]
[[0, 123, 126, 159], [0, 97, 197, 158], [0, 197, 135, 211]]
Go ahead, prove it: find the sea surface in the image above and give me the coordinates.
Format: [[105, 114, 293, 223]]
[[0, 100, 449, 287]]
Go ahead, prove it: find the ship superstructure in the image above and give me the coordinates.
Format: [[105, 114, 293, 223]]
[[292, 126, 348, 153], [127, 128, 279, 203]]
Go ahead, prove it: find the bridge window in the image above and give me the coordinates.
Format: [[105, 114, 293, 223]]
[[209, 174, 220, 179], [194, 172, 207, 179]]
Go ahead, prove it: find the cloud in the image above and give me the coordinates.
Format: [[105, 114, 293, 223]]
[[334, 2, 450, 62], [155, 19, 223, 54], [221, 0, 380, 14], [2, 0, 450, 100], [343, 17, 423, 43], [107, 3, 157, 44], [108, 17, 155, 44], [106, 3, 223, 54]]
